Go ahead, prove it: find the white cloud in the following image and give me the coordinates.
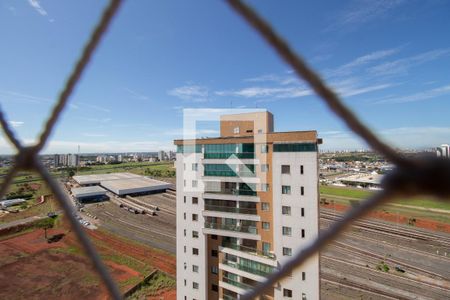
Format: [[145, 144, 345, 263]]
[[28, 0, 48, 16], [326, 47, 401, 77], [336, 83, 394, 97], [168, 85, 209, 102], [216, 86, 312, 99], [244, 74, 297, 85], [327, 0, 405, 30], [75, 102, 111, 113], [82, 133, 108, 137], [8, 121, 24, 128], [374, 84, 450, 104], [124, 88, 149, 101], [368, 49, 450, 76], [319, 127, 450, 150]]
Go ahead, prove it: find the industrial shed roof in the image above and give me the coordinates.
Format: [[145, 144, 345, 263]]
[[72, 186, 107, 198], [100, 177, 172, 196]]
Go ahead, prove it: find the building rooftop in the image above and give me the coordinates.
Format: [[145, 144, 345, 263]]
[[100, 177, 172, 195], [71, 186, 107, 197], [73, 172, 141, 185]]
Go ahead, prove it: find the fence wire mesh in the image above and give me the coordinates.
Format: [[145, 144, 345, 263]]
[[0, 0, 449, 299]]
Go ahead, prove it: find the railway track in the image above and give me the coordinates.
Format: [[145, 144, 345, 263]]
[[330, 240, 449, 280], [321, 276, 401, 300], [324, 226, 450, 262], [320, 209, 450, 247]]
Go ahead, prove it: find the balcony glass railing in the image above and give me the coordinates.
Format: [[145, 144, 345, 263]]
[[204, 153, 255, 159], [203, 170, 256, 177], [222, 259, 274, 277], [223, 294, 238, 300], [204, 205, 258, 215], [222, 243, 276, 260], [222, 276, 254, 290], [204, 189, 257, 197], [204, 222, 258, 234]]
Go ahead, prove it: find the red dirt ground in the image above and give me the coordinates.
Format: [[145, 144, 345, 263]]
[[321, 202, 450, 234], [87, 229, 176, 276], [0, 228, 146, 299]]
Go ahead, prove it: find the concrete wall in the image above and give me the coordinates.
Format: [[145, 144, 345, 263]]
[[272, 151, 320, 300]]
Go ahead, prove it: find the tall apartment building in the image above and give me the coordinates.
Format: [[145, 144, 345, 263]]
[[54, 153, 79, 167], [174, 111, 321, 300]]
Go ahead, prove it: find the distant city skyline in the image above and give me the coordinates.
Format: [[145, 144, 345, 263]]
[[1, 0, 450, 154]]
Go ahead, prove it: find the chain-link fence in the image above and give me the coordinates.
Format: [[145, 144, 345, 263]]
[[0, 1, 448, 299]]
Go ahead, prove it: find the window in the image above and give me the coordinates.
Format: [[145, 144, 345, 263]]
[[184, 279, 186, 286], [184, 196, 186, 203], [192, 197, 198, 204], [282, 226, 292, 236], [282, 206, 291, 215], [302, 293, 306, 300], [192, 231, 199, 238], [184, 262, 187, 270], [192, 248, 199, 255], [301, 229, 305, 238], [192, 214, 198, 221], [283, 288, 293, 298], [301, 186, 304, 195], [184, 229, 186, 237], [192, 180, 198, 188], [192, 265, 199, 273], [211, 266, 218, 274], [193, 282, 199, 289], [183, 163, 186, 170], [212, 284, 219, 292], [211, 249, 218, 257], [261, 183, 270, 192], [301, 207, 305, 217], [261, 202, 270, 211], [261, 144, 268, 153], [262, 222, 270, 230], [262, 242, 271, 254], [233, 127, 240, 134], [261, 164, 269, 172], [302, 271, 306, 281], [192, 163, 198, 171], [183, 180, 186, 187], [246, 129, 253, 133], [211, 234, 218, 240], [258, 129, 263, 134], [300, 165, 304, 174], [183, 212, 186, 220], [283, 247, 292, 256], [281, 165, 290, 174], [282, 185, 291, 195], [184, 245, 186, 253]]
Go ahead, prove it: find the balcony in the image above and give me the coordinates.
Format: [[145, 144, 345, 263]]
[[204, 222, 258, 234], [222, 276, 254, 291], [205, 204, 257, 215], [221, 259, 274, 278], [204, 152, 255, 159], [223, 295, 237, 300], [204, 170, 256, 177], [205, 189, 257, 197], [222, 243, 276, 261]]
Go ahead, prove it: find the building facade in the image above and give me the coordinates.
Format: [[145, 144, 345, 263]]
[[175, 111, 321, 300]]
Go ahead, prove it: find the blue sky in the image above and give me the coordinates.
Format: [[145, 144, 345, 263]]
[[0, 0, 449, 154]]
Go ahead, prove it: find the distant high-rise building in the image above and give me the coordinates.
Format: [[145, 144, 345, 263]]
[[169, 150, 176, 160], [158, 150, 167, 161], [437, 144, 449, 158], [174, 111, 321, 300], [117, 154, 123, 162]]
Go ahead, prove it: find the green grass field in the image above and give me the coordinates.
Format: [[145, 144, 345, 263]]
[[320, 185, 450, 211]]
